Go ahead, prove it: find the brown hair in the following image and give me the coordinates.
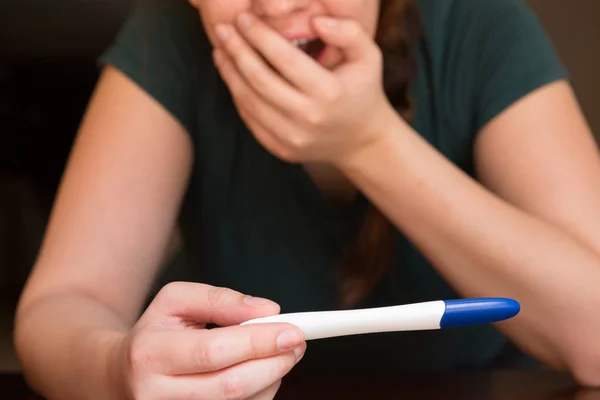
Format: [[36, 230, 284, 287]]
[[338, 0, 422, 308]]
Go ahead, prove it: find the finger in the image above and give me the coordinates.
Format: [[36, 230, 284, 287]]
[[238, 101, 308, 163], [217, 52, 293, 160], [233, 13, 338, 98], [213, 28, 310, 115], [166, 350, 303, 400], [148, 282, 280, 327], [248, 380, 282, 400], [313, 17, 377, 64], [214, 48, 262, 116], [146, 323, 305, 375], [237, 106, 292, 161], [214, 50, 306, 159]]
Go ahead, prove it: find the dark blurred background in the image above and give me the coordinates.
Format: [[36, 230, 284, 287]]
[[0, 0, 599, 372]]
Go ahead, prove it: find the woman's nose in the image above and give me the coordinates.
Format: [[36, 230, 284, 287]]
[[252, 0, 312, 18]]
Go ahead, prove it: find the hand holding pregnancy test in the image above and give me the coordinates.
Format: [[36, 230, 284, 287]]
[[241, 298, 520, 340], [213, 12, 397, 167]]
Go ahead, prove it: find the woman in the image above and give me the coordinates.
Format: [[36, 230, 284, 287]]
[[14, 0, 600, 398]]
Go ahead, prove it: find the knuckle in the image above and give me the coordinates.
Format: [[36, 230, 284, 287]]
[[159, 281, 179, 296], [225, 35, 243, 56], [207, 286, 236, 308], [252, 74, 271, 97], [154, 282, 184, 311], [222, 60, 238, 81], [246, 331, 263, 360], [304, 108, 324, 128], [219, 63, 234, 85], [343, 20, 361, 40], [289, 134, 308, 150], [158, 282, 182, 302], [196, 339, 223, 368], [196, 343, 215, 368], [128, 335, 154, 374], [320, 82, 343, 103], [241, 57, 261, 81], [217, 374, 247, 399]]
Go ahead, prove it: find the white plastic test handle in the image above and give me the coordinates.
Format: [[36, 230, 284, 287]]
[[240, 298, 520, 340], [241, 301, 446, 340]]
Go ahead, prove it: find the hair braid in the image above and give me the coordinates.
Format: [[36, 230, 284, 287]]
[[338, 0, 422, 308]]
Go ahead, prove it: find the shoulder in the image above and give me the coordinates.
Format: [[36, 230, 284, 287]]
[[102, 0, 211, 69], [416, 0, 559, 62], [417, 0, 542, 32], [415, 0, 568, 134], [100, 0, 215, 135]]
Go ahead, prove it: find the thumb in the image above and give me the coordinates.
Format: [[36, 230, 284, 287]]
[[313, 17, 376, 63], [147, 282, 280, 326]]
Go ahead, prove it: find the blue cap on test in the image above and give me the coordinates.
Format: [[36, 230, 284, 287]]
[[439, 298, 520, 329]]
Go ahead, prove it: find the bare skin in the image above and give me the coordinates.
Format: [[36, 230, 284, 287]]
[[13, 0, 600, 399], [212, 12, 600, 385], [339, 81, 600, 385], [14, 67, 305, 400]]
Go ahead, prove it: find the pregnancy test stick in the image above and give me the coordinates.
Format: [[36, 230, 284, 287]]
[[241, 298, 520, 340]]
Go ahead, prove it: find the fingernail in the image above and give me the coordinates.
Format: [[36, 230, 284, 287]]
[[294, 347, 305, 362], [277, 330, 304, 351], [315, 16, 337, 29], [238, 12, 253, 28], [243, 295, 273, 307], [215, 24, 233, 41]]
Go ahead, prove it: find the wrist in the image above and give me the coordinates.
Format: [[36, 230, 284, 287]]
[[337, 103, 410, 174], [107, 332, 131, 400], [83, 330, 130, 400]]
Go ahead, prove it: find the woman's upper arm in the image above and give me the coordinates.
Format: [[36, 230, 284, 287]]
[[475, 80, 600, 254], [19, 65, 194, 324], [450, 0, 600, 253]]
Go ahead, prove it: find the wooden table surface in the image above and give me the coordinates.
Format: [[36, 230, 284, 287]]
[[3, 370, 599, 399]]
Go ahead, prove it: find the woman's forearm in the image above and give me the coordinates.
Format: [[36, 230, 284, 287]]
[[339, 112, 600, 383], [15, 293, 129, 399]]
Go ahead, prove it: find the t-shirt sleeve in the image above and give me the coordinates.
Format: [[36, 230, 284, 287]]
[[451, 0, 570, 133], [99, 0, 208, 134]]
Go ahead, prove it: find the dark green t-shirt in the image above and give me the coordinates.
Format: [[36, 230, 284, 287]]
[[100, 0, 568, 371]]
